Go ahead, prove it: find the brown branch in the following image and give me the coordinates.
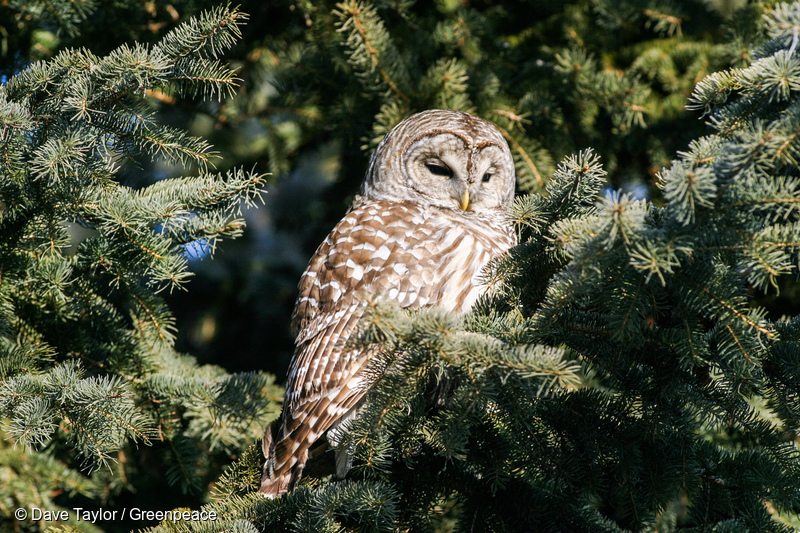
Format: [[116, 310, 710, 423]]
[[700, 286, 775, 338], [493, 123, 545, 189], [343, 3, 409, 103]]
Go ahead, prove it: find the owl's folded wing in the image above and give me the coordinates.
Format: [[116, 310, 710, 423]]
[[285, 200, 431, 415]]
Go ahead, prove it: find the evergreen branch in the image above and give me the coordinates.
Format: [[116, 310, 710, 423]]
[[155, 4, 248, 61], [137, 125, 219, 169], [493, 122, 545, 190], [164, 436, 201, 494], [130, 292, 177, 347], [724, 324, 754, 364], [334, 0, 410, 102], [169, 58, 242, 101], [700, 287, 775, 339]]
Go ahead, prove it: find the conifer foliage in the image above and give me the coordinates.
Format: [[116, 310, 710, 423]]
[[6, 0, 800, 532], [154, 2, 800, 531], [0, 5, 279, 529]]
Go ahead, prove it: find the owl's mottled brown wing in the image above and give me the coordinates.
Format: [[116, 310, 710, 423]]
[[289, 201, 434, 409], [260, 198, 515, 494]]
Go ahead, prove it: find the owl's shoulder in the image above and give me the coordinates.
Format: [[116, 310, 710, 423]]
[[290, 200, 420, 334], [306, 200, 513, 281]]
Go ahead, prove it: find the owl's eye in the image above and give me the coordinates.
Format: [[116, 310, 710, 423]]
[[425, 162, 453, 178], [482, 172, 493, 183]]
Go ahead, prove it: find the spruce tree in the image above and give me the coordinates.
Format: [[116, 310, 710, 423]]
[[6, 0, 800, 532]]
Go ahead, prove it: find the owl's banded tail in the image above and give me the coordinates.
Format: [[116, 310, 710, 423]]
[[259, 357, 369, 497], [259, 421, 306, 497], [259, 414, 339, 497], [260, 417, 359, 497]]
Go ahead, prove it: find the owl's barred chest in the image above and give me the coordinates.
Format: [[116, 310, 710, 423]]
[[294, 200, 515, 326]]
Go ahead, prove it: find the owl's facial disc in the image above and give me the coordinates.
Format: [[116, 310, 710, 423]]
[[403, 133, 513, 213]]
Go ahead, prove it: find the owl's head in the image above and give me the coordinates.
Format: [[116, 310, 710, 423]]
[[362, 110, 515, 215]]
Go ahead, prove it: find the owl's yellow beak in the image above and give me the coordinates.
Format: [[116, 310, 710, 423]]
[[460, 189, 470, 211]]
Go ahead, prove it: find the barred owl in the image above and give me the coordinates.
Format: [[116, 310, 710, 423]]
[[259, 109, 517, 496]]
